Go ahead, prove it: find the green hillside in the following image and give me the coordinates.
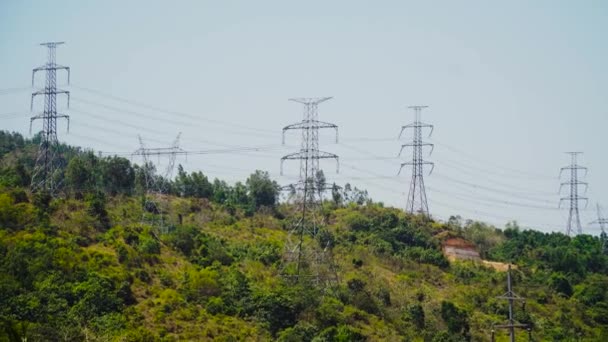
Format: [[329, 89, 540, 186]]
[[1, 131, 607, 341]]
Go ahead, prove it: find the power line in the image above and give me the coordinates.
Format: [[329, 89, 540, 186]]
[[432, 172, 557, 206], [0, 86, 32, 95], [341, 161, 561, 230], [430, 138, 554, 180], [340, 142, 559, 206], [71, 96, 280, 145], [427, 185, 558, 211], [70, 85, 279, 137], [0, 111, 30, 119]]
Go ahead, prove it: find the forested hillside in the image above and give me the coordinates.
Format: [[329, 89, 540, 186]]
[[1, 131, 608, 341]]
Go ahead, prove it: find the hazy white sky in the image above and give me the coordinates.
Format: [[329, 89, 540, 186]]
[[1, 0, 607, 233]]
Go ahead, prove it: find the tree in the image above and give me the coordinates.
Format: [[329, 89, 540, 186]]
[[65, 156, 93, 196], [407, 304, 425, 329], [175, 165, 213, 199], [101, 156, 135, 195], [331, 183, 342, 206], [440, 301, 470, 338], [315, 170, 326, 199], [550, 273, 573, 297], [246, 170, 279, 209], [86, 191, 110, 231]]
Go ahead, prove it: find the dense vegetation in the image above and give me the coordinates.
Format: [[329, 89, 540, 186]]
[[1, 130, 607, 341]]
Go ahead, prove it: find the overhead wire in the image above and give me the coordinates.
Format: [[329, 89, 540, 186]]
[[2, 83, 593, 233], [429, 138, 554, 180], [0, 86, 32, 95]]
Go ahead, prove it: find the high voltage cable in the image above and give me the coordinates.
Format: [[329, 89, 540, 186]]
[[436, 154, 556, 183], [71, 97, 280, 143], [70, 105, 295, 152], [438, 162, 557, 197], [430, 199, 561, 232], [71, 85, 279, 135], [0, 86, 32, 95], [343, 159, 558, 210], [0, 111, 30, 119], [436, 158, 557, 195], [65, 131, 131, 150], [432, 172, 557, 205], [429, 138, 554, 179], [342, 161, 562, 229], [341, 142, 557, 204], [69, 119, 170, 146], [71, 85, 427, 146], [66, 85, 425, 145], [427, 185, 558, 211], [429, 198, 524, 224]]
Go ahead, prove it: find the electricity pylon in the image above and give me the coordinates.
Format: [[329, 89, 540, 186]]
[[280, 97, 339, 284], [559, 152, 588, 236], [133, 134, 183, 233], [492, 265, 530, 342], [30, 42, 71, 193], [398, 105, 434, 216], [590, 203, 608, 253]]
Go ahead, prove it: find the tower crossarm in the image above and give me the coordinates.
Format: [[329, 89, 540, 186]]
[[32, 65, 70, 85], [288, 97, 333, 105], [559, 196, 588, 208], [31, 89, 70, 110], [398, 142, 434, 156], [559, 181, 588, 193], [398, 160, 434, 175], [282, 120, 339, 144], [560, 165, 588, 177], [399, 122, 434, 138], [280, 150, 339, 174]]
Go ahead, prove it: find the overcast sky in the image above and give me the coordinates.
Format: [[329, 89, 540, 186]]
[[1, 0, 607, 234]]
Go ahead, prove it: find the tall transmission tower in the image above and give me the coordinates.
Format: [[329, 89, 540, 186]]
[[492, 265, 530, 342], [280, 97, 339, 284], [559, 152, 588, 236], [133, 134, 183, 233], [30, 42, 71, 193], [398, 105, 434, 216]]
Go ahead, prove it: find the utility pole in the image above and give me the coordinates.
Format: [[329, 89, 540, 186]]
[[398, 105, 434, 216], [493, 265, 529, 342], [133, 134, 183, 233], [559, 152, 588, 236], [30, 42, 71, 193], [280, 97, 339, 284]]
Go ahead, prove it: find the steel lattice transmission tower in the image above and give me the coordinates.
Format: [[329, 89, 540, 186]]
[[491, 265, 530, 342], [559, 152, 588, 236], [133, 134, 183, 233], [30, 42, 71, 192], [280, 97, 339, 283], [590, 203, 608, 252], [398, 105, 434, 216]]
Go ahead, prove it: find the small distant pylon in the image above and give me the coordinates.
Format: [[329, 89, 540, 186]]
[[133, 134, 183, 233], [398, 105, 434, 216], [280, 97, 339, 285], [492, 265, 530, 342], [559, 152, 588, 236], [590, 203, 608, 253], [30, 42, 71, 193]]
